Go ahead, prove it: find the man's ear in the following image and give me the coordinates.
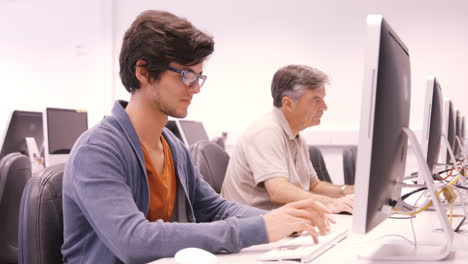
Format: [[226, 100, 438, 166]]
[[281, 96, 296, 112], [135, 60, 151, 85]]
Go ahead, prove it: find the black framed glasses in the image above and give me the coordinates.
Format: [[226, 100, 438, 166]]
[[167, 66, 207, 88]]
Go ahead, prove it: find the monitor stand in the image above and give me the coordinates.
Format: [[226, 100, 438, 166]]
[[358, 127, 454, 261], [25, 137, 44, 174], [441, 134, 460, 170], [455, 136, 466, 159]]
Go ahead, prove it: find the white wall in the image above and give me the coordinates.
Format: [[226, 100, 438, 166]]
[[1, 0, 467, 149], [112, 0, 468, 146], [0, 0, 113, 131]]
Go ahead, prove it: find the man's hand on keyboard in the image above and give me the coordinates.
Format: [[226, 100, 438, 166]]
[[326, 194, 354, 214], [263, 199, 335, 243]]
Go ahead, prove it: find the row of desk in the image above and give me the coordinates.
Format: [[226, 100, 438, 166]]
[[151, 210, 468, 264]]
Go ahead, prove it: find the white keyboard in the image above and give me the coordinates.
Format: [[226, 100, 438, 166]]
[[258, 226, 348, 263]]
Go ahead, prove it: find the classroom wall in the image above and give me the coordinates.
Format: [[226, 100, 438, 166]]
[[1, 0, 467, 149], [112, 0, 468, 146], [0, 0, 113, 130]]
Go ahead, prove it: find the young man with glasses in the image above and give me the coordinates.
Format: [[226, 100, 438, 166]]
[[62, 10, 333, 263]]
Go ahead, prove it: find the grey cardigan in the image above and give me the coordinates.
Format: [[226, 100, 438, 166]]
[[61, 101, 268, 264]]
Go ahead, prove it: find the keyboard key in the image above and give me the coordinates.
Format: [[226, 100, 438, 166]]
[[258, 226, 348, 262]]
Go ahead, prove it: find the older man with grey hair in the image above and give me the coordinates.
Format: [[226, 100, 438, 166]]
[[221, 64, 354, 213]]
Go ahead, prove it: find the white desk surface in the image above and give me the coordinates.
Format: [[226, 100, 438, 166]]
[[150, 212, 468, 264]]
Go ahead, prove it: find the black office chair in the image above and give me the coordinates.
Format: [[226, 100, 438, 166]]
[[0, 153, 31, 264], [18, 163, 65, 264], [342, 145, 357, 185], [190, 140, 230, 193], [308, 146, 332, 183]]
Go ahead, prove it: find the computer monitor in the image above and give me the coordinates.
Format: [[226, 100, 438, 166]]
[[440, 99, 456, 164], [419, 77, 443, 182], [461, 115, 466, 154], [455, 110, 465, 158], [0, 110, 43, 161], [353, 16, 454, 261], [353, 14, 411, 235], [447, 102, 456, 159], [454, 109, 461, 156], [43, 108, 88, 167], [165, 120, 209, 147], [166, 120, 183, 143], [462, 115, 465, 143]]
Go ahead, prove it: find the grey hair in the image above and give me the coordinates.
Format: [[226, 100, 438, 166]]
[[271, 65, 328, 107]]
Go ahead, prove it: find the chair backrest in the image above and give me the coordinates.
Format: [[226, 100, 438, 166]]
[[0, 152, 31, 264], [18, 163, 65, 264], [308, 146, 332, 183], [189, 140, 230, 193], [342, 145, 357, 185], [211, 137, 226, 151]]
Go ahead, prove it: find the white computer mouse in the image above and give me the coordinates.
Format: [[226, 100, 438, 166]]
[[174, 247, 218, 264]]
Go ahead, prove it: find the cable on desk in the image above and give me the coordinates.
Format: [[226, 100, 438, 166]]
[[438, 168, 455, 181], [450, 201, 454, 224], [401, 187, 427, 200], [454, 216, 466, 233], [454, 185, 468, 191], [405, 168, 453, 181], [410, 214, 417, 248], [372, 217, 417, 248], [390, 215, 415, 219], [394, 176, 460, 216]]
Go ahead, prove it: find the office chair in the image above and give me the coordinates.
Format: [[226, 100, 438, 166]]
[[212, 137, 226, 151], [0, 153, 31, 264], [189, 140, 230, 193], [342, 145, 357, 185], [308, 146, 332, 183], [18, 163, 65, 264], [212, 132, 228, 151]]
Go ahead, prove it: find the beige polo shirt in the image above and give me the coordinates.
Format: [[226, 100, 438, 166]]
[[221, 108, 318, 210]]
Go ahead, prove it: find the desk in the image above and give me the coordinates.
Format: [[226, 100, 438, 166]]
[[150, 212, 468, 264]]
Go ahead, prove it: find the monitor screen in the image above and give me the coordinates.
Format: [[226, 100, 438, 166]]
[[420, 77, 443, 176], [0, 111, 43, 161], [446, 101, 456, 163], [462, 115, 465, 143], [165, 120, 183, 142], [177, 120, 209, 146], [454, 110, 461, 156], [353, 15, 411, 234], [165, 120, 209, 147], [45, 108, 88, 155]]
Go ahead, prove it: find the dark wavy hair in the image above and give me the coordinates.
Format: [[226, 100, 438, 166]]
[[119, 10, 215, 92]]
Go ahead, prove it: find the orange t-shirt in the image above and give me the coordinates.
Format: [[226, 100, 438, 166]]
[[141, 136, 176, 222]]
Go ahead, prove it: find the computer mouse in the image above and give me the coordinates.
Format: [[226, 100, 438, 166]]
[[174, 247, 218, 264]]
